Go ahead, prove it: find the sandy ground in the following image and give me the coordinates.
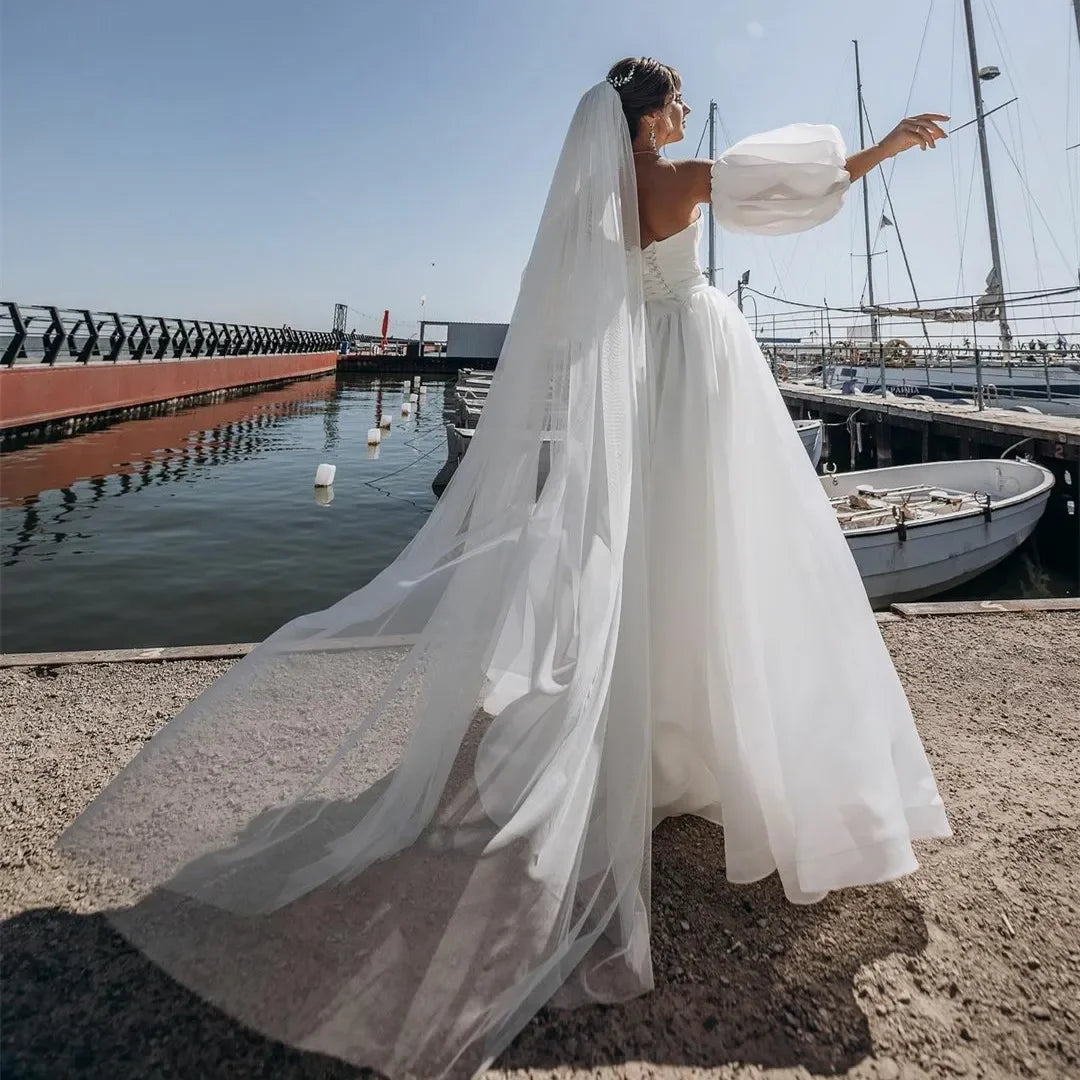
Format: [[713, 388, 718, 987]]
[[1, 612, 1078, 1080]]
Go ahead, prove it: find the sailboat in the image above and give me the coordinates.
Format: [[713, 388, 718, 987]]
[[810, 1, 1080, 413]]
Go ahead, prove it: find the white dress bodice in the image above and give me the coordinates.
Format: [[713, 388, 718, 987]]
[[641, 215, 707, 303]]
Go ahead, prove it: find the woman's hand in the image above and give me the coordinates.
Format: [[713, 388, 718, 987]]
[[877, 114, 949, 156], [844, 113, 948, 182]]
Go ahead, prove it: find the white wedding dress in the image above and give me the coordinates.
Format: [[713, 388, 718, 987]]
[[640, 185, 950, 890], [62, 89, 949, 1079]]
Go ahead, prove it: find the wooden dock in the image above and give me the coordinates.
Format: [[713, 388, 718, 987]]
[[778, 383, 1080, 468]]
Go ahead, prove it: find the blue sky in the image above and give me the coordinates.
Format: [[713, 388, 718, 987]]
[[3, 0, 1078, 342]]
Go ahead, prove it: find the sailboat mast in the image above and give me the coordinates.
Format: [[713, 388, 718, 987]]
[[1073, 0, 1080, 50], [853, 40, 878, 344], [708, 100, 717, 287], [961, 0, 1013, 359]]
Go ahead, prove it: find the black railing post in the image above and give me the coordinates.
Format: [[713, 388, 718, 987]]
[[75, 309, 98, 363], [104, 314, 124, 362], [190, 320, 205, 357], [42, 307, 66, 365], [154, 317, 170, 360], [2, 302, 27, 367], [173, 319, 190, 359], [130, 316, 151, 360]]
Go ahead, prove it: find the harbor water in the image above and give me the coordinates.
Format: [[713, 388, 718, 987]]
[[1, 374, 1075, 655]]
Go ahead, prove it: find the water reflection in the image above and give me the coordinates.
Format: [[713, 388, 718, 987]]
[[1, 377, 340, 566], [1, 374, 448, 653], [2, 376, 339, 507]]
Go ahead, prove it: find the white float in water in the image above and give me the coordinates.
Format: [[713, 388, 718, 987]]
[[402, 382, 410, 393], [401, 401, 413, 416], [367, 428, 382, 446], [314, 463, 336, 487], [410, 392, 419, 403], [379, 414, 392, 429], [418, 385, 427, 395]]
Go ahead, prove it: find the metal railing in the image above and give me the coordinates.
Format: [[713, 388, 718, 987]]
[[1, 302, 335, 367]]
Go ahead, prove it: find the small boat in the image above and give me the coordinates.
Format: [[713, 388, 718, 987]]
[[822, 459, 1055, 607], [794, 419, 823, 469], [432, 424, 554, 498]]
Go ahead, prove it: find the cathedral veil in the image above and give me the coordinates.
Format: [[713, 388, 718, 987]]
[[61, 81, 655, 1078]]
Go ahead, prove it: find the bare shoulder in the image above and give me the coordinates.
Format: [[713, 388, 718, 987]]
[[635, 158, 715, 244], [664, 158, 714, 205]]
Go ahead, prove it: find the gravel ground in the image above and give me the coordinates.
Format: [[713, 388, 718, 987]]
[[2, 612, 1078, 1080]]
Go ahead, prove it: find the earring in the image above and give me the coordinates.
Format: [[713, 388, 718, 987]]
[[648, 123, 658, 152]]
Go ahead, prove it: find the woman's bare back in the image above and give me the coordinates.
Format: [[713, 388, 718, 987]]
[[634, 156, 713, 247]]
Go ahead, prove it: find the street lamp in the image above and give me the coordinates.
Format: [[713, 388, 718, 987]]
[[737, 270, 750, 312]]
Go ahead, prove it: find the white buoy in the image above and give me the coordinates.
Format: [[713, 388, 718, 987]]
[[418, 385, 428, 395], [402, 382, 410, 393], [409, 392, 419, 403], [314, 463, 336, 487], [379, 414, 392, 429], [367, 428, 382, 446], [401, 401, 413, 416], [412, 375, 421, 387]]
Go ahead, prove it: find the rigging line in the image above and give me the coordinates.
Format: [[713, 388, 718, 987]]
[[1002, 103, 1048, 324], [693, 116, 709, 158], [988, 118, 1075, 276], [1011, 107, 1061, 334], [848, 10, 934, 315], [955, 141, 980, 297], [742, 282, 1080, 312], [880, 1, 937, 206], [736, 298, 1080, 325], [983, 0, 1078, 262], [860, 108, 933, 349]]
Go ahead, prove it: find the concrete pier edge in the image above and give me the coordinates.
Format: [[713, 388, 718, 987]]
[[2, 598, 1075, 669]]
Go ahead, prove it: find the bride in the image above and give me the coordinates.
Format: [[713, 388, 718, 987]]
[[63, 59, 951, 1079]]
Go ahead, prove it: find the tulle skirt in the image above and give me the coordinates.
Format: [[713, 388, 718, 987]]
[[641, 284, 950, 902]]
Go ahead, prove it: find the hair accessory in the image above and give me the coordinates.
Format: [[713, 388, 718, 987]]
[[607, 65, 636, 89]]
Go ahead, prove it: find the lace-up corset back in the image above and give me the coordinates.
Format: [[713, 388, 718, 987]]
[[641, 215, 706, 303]]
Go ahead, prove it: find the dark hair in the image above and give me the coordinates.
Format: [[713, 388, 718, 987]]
[[606, 57, 681, 141]]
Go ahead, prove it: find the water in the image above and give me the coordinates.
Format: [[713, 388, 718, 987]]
[[1, 375, 1075, 655], [1, 375, 445, 654]]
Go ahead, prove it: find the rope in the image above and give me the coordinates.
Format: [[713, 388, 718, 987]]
[[990, 118, 1075, 280]]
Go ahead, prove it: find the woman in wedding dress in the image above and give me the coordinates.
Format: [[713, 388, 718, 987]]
[[63, 60, 951, 1079]]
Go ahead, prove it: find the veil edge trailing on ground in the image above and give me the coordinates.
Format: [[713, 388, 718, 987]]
[[60, 81, 656, 1078]]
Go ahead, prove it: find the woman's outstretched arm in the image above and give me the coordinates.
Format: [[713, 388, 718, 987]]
[[677, 113, 949, 205], [843, 113, 949, 181]]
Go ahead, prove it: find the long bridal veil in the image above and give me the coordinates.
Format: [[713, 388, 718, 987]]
[[62, 82, 654, 1077]]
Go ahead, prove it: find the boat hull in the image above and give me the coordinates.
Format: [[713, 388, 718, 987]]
[[822, 460, 1055, 607]]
